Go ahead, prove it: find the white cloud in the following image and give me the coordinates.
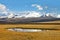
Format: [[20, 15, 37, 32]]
[[0, 3, 8, 15], [0, 4, 15, 18], [32, 4, 43, 10], [0, 4, 6, 10]]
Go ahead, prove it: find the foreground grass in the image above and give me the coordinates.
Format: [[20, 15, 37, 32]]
[[0, 23, 60, 40]]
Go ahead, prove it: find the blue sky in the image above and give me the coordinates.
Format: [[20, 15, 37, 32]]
[[0, 0, 60, 13]]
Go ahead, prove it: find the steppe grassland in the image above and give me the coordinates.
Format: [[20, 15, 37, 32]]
[[0, 22, 60, 40]]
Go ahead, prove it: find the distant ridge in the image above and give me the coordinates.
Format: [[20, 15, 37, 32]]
[[0, 11, 60, 23]]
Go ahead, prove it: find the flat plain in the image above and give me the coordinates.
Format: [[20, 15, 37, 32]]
[[0, 21, 60, 40]]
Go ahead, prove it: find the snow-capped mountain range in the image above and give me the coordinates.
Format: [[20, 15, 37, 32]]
[[0, 11, 60, 18]]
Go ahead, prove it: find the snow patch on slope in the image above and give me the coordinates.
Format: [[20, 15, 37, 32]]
[[24, 11, 42, 18]]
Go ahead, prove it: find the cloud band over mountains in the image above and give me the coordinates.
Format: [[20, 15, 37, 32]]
[[0, 3, 60, 18]]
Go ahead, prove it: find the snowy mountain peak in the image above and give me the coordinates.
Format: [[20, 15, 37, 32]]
[[0, 11, 60, 18], [24, 11, 41, 18]]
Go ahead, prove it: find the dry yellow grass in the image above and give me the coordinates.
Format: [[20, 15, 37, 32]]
[[0, 22, 60, 40]]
